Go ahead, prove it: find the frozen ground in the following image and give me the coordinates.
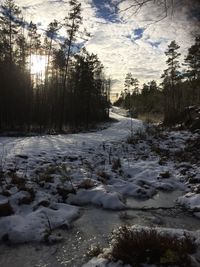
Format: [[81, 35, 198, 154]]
[[0, 111, 143, 243], [83, 226, 200, 267], [0, 109, 200, 266]]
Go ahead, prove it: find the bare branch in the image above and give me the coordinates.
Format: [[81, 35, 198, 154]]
[[118, 0, 153, 14], [115, 0, 174, 26]]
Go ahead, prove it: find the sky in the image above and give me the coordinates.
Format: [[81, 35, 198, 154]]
[[1, 0, 199, 97]]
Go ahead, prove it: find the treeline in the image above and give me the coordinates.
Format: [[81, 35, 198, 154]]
[[0, 0, 110, 132], [114, 37, 200, 124]]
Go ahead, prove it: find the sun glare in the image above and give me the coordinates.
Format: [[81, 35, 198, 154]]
[[30, 54, 47, 76]]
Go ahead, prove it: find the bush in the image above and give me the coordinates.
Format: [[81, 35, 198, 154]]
[[87, 244, 103, 258], [107, 226, 196, 267], [96, 170, 110, 184], [112, 158, 121, 170], [126, 128, 146, 145], [77, 179, 96, 189], [159, 171, 170, 179]]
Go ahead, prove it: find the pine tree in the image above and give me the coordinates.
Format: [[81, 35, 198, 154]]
[[0, 0, 22, 65], [184, 35, 200, 104], [162, 41, 181, 87], [44, 20, 60, 84], [28, 21, 41, 58], [161, 40, 182, 124], [0, 0, 109, 132], [59, 0, 83, 131], [16, 33, 28, 70], [185, 35, 200, 80], [124, 73, 133, 110], [124, 73, 133, 92]]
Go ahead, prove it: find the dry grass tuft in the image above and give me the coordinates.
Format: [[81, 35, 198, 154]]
[[87, 244, 103, 258], [107, 226, 196, 267], [77, 179, 96, 189], [112, 158, 121, 170]]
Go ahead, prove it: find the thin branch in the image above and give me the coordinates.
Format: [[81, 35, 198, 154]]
[[118, 0, 174, 27], [118, 0, 153, 14], [144, 9, 168, 27]]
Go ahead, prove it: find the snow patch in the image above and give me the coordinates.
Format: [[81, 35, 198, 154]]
[[68, 185, 125, 210], [0, 203, 79, 243]]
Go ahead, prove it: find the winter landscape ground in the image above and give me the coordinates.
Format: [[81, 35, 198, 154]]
[[0, 0, 199, 265], [0, 108, 200, 266]]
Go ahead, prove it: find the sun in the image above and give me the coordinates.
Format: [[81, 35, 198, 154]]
[[30, 54, 47, 75]]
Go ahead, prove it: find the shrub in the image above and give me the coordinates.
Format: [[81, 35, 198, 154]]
[[112, 158, 121, 170], [96, 170, 110, 180], [87, 244, 103, 258], [126, 135, 136, 145], [107, 226, 196, 267], [159, 171, 170, 179], [96, 170, 110, 184], [126, 128, 146, 145], [77, 179, 96, 189]]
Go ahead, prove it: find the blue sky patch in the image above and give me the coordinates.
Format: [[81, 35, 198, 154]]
[[133, 28, 145, 40], [92, 0, 119, 22]]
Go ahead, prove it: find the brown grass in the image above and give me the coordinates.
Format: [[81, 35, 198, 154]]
[[87, 245, 103, 258], [138, 113, 164, 124], [112, 158, 121, 170], [77, 179, 96, 189], [107, 226, 196, 267]]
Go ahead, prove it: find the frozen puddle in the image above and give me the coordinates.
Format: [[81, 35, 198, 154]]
[[126, 190, 183, 209], [0, 191, 200, 267]]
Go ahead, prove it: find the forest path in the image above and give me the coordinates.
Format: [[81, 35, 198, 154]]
[[0, 112, 142, 173]]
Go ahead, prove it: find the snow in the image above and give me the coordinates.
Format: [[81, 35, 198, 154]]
[[68, 185, 125, 210], [0, 112, 142, 175], [177, 193, 200, 211], [0, 203, 79, 243], [82, 226, 200, 267], [82, 257, 131, 267], [0, 112, 143, 243], [0, 110, 200, 245]]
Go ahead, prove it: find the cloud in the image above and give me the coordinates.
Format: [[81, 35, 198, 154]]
[[0, 0, 199, 95], [85, 0, 198, 94]]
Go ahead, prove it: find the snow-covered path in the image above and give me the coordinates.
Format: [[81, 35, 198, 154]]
[[0, 109, 200, 267], [0, 112, 142, 173]]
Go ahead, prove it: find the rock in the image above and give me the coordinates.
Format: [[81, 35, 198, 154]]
[[0, 200, 14, 217]]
